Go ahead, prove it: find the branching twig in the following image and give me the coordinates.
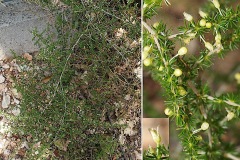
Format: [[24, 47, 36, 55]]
[[204, 95, 240, 107], [48, 34, 83, 106], [224, 153, 240, 160], [142, 21, 167, 66], [168, 30, 192, 39]]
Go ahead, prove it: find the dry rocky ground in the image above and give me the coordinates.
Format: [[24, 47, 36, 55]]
[[0, 46, 141, 159]]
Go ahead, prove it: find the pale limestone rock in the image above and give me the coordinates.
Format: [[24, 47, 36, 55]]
[[2, 94, 11, 109], [0, 75, 5, 83], [12, 108, 20, 116]]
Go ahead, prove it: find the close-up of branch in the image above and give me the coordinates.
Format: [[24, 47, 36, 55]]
[[143, 0, 240, 159]]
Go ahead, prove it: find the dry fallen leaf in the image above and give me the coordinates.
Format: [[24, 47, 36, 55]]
[[23, 53, 33, 61], [53, 149, 60, 157], [42, 76, 52, 83], [54, 139, 70, 151], [18, 148, 26, 157]]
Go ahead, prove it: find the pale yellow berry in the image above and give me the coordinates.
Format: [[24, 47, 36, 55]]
[[199, 10, 208, 18], [178, 86, 187, 96], [158, 66, 164, 71], [164, 108, 173, 116], [149, 127, 161, 145], [183, 12, 193, 22], [234, 73, 240, 84], [227, 112, 234, 121], [234, 73, 240, 80], [204, 42, 214, 52], [199, 19, 206, 27], [206, 22, 212, 28], [143, 58, 152, 66], [201, 122, 209, 130], [196, 135, 203, 141], [153, 22, 159, 29], [178, 47, 188, 56], [173, 69, 182, 77]]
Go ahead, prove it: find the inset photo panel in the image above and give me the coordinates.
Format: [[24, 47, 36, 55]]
[[143, 118, 169, 159]]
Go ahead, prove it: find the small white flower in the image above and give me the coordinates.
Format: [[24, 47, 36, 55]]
[[212, 0, 220, 9], [183, 12, 193, 22], [149, 127, 161, 145], [199, 10, 208, 18], [204, 42, 214, 52]]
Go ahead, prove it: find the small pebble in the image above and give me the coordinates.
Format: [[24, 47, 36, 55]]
[[0, 75, 5, 83], [2, 94, 11, 109]]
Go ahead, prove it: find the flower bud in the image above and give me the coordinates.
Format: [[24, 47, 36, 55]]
[[215, 34, 221, 44], [143, 58, 152, 66], [212, 0, 220, 9], [227, 112, 234, 121], [204, 42, 214, 52], [201, 122, 209, 130], [149, 127, 161, 145], [206, 22, 212, 28], [199, 10, 208, 18], [183, 33, 196, 44], [199, 19, 206, 27], [183, 12, 193, 22], [178, 47, 188, 56], [173, 68, 182, 77]]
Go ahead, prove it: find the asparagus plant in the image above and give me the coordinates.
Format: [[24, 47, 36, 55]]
[[143, 0, 240, 159]]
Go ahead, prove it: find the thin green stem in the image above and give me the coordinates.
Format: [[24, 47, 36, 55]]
[[204, 95, 240, 107], [142, 21, 167, 66]]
